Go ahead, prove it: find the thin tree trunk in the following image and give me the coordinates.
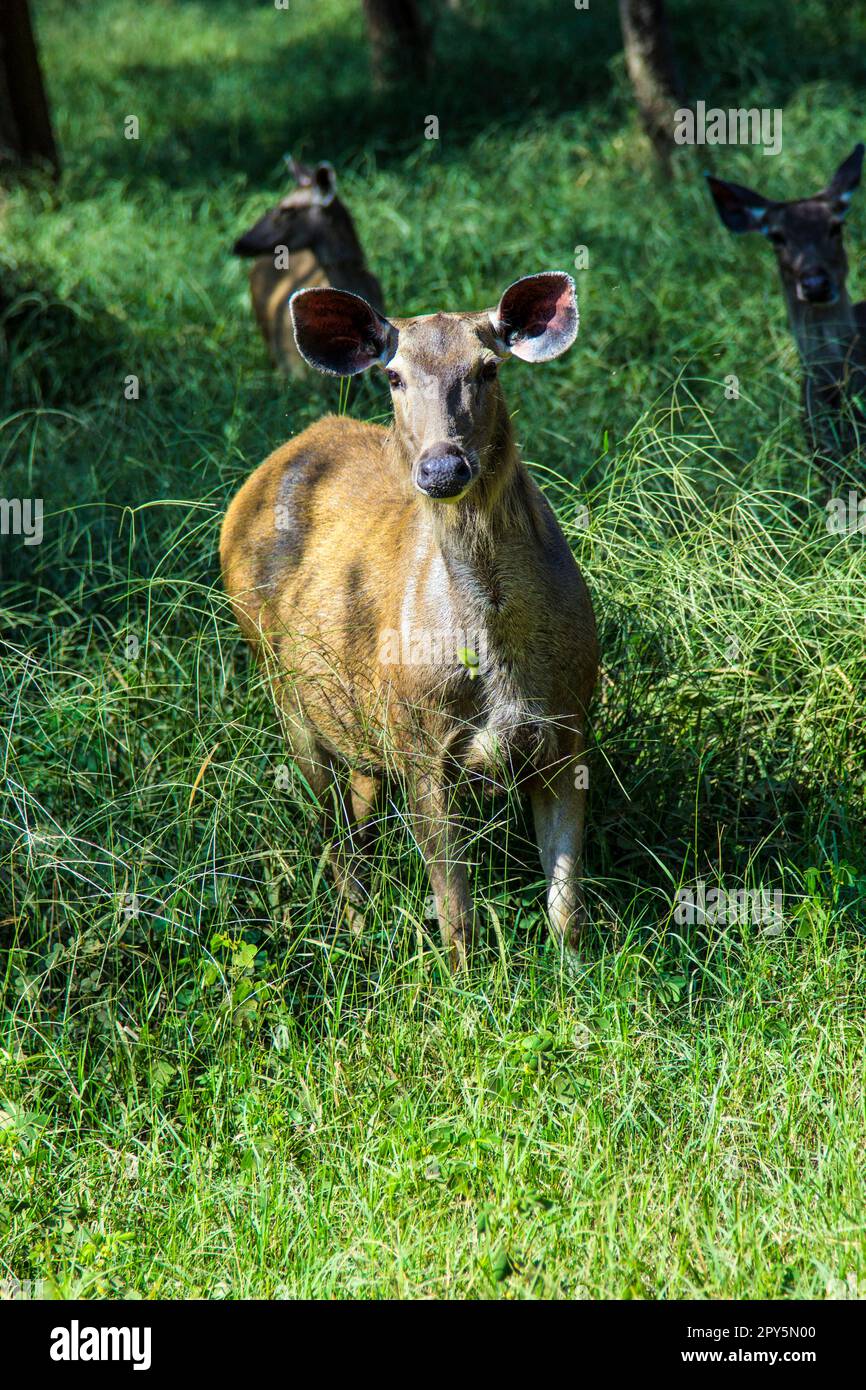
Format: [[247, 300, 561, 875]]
[[0, 0, 59, 173], [618, 0, 681, 171], [362, 0, 431, 88]]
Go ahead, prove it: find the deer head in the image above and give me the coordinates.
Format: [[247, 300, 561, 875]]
[[233, 156, 341, 258], [290, 273, 578, 502], [707, 144, 864, 306]]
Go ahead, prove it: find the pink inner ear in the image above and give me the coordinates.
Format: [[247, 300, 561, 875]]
[[497, 274, 577, 362], [292, 290, 389, 375]]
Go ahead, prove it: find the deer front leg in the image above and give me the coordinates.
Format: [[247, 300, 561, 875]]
[[285, 714, 378, 932], [407, 766, 474, 970], [337, 769, 382, 906], [530, 754, 589, 952]]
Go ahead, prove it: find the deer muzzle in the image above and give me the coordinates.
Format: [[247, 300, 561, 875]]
[[798, 269, 836, 304], [415, 445, 478, 502]]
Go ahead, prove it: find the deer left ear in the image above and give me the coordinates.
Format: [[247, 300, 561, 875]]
[[291, 287, 396, 376], [313, 162, 337, 206], [285, 153, 312, 186], [706, 175, 774, 234], [490, 272, 578, 362], [824, 143, 865, 216]]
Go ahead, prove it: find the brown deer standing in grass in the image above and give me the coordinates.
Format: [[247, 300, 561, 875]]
[[232, 157, 384, 376], [707, 145, 866, 471], [220, 273, 598, 969]]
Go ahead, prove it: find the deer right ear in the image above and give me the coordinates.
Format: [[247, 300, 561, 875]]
[[823, 143, 865, 216], [490, 272, 578, 362], [313, 162, 337, 206], [291, 287, 397, 376], [706, 175, 773, 234]]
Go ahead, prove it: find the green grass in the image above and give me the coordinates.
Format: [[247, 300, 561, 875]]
[[2, 0, 866, 1298]]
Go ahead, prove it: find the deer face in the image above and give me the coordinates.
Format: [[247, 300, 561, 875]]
[[707, 144, 864, 307], [290, 273, 578, 503], [762, 201, 849, 304], [233, 159, 338, 258], [379, 313, 506, 500]]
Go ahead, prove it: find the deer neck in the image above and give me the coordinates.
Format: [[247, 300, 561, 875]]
[[785, 284, 859, 382], [313, 203, 368, 277]]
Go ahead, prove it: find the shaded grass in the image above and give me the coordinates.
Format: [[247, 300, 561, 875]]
[[1, 0, 865, 1299]]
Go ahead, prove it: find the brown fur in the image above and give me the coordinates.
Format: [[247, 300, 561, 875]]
[[248, 250, 329, 376], [249, 247, 384, 378], [221, 285, 597, 967]]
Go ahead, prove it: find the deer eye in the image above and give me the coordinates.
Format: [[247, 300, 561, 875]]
[[830, 222, 843, 238], [386, 369, 404, 389], [768, 230, 786, 246], [479, 360, 499, 383]]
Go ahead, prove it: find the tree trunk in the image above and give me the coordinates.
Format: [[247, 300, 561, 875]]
[[0, 0, 59, 174], [618, 0, 681, 171], [362, 0, 431, 88]]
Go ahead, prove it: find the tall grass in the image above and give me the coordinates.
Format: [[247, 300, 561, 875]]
[[1, 0, 865, 1298]]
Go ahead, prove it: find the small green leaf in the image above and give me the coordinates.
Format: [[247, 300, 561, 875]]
[[490, 1246, 514, 1282], [457, 648, 480, 678]]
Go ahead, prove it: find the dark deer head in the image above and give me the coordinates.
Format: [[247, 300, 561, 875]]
[[233, 156, 343, 258], [707, 144, 864, 306]]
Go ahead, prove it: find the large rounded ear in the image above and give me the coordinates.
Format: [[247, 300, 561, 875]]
[[291, 287, 397, 376], [490, 272, 578, 363], [822, 143, 865, 216], [313, 161, 337, 206], [706, 175, 774, 234]]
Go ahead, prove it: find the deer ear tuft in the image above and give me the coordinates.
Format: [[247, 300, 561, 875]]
[[490, 272, 578, 363], [706, 175, 773, 234], [291, 287, 396, 376], [285, 153, 312, 186]]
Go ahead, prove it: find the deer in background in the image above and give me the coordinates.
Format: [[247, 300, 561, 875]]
[[232, 156, 385, 376], [221, 273, 598, 969], [707, 145, 866, 470]]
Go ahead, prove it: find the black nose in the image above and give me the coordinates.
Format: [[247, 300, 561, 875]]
[[416, 450, 473, 499], [800, 270, 833, 302]]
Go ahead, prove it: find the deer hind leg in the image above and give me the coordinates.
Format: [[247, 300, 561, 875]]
[[407, 764, 474, 971], [530, 747, 589, 953]]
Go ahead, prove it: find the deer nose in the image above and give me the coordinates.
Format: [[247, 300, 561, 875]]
[[416, 448, 474, 500], [800, 270, 833, 303]]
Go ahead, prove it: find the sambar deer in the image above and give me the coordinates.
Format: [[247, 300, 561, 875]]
[[232, 156, 384, 376], [220, 272, 598, 969], [707, 145, 866, 468]]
